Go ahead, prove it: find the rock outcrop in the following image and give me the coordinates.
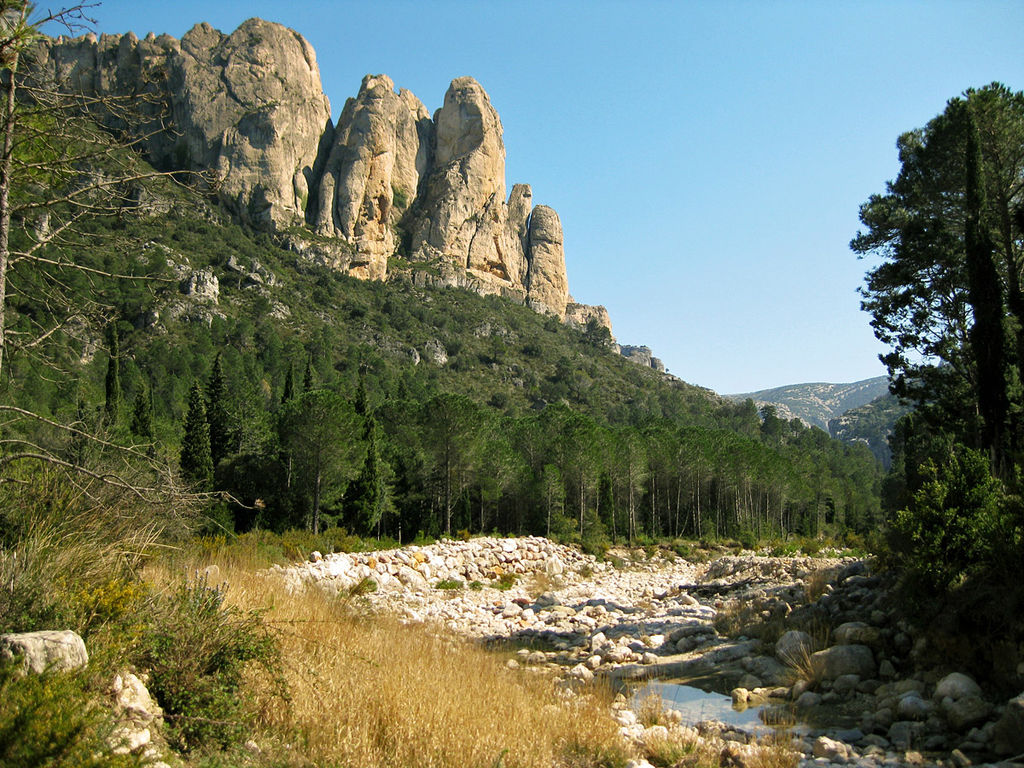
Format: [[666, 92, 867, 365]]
[[31, 19, 332, 229], [29, 22, 579, 320], [313, 74, 432, 279]]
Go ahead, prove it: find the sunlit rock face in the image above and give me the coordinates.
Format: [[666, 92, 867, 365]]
[[31, 24, 572, 317]]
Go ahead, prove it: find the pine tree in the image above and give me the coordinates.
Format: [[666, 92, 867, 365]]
[[347, 416, 396, 537], [206, 352, 231, 468], [104, 324, 121, 420], [180, 381, 213, 488]]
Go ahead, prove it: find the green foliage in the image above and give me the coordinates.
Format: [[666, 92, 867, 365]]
[[890, 447, 1006, 590], [180, 381, 213, 489], [0, 661, 140, 768], [492, 572, 518, 590], [141, 575, 280, 752], [435, 578, 464, 590]]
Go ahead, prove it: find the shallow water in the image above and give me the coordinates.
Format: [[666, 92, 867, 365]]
[[631, 679, 804, 735]]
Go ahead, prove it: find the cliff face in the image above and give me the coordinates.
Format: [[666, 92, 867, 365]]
[[29, 20, 585, 320]]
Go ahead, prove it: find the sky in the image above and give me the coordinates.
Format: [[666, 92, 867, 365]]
[[73, 1, 1024, 394]]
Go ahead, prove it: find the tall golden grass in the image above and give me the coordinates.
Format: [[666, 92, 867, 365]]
[[183, 564, 630, 768]]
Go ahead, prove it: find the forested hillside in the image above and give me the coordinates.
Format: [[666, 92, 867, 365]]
[[2, 164, 882, 549]]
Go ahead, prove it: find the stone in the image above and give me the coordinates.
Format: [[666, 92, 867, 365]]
[[943, 695, 991, 730], [775, 629, 813, 665], [812, 736, 849, 760], [737, 674, 762, 690], [834, 621, 881, 646], [810, 644, 876, 680], [0, 630, 88, 674], [879, 659, 896, 679], [935, 672, 983, 701], [888, 720, 923, 750], [731, 687, 750, 705], [896, 692, 931, 721], [833, 673, 861, 695], [991, 692, 1024, 756], [111, 672, 162, 722], [745, 655, 789, 686], [950, 748, 972, 768], [796, 691, 822, 709]]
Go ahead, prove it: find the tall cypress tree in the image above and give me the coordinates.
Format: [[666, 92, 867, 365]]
[[180, 381, 213, 489], [130, 383, 153, 439], [104, 324, 121, 421], [281, 361, 295, 405], [206, 352, 231, 468], [302, 354, 314, 392], [965, 106, 1009, 471]]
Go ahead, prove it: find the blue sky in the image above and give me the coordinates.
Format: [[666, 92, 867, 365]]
[[78, 1, 1024, 393]]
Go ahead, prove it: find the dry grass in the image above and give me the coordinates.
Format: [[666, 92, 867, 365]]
[[802, 567, 839, 603], [171, 564, 631, 768]]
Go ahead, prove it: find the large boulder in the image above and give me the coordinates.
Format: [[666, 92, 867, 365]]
[[0, 630, 88, 674], [809, 644, 875, 680], [934, 672, 983, 701], [313, 74, 432, 279]]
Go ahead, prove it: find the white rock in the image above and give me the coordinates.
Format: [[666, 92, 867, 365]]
[[0, 630, 88, 674]]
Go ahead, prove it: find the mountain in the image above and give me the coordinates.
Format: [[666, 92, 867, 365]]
[[828, 393, 911, 467], [29, 21, 610, 327], [0, 17, 886, 544], [727, 376, 890, 431]]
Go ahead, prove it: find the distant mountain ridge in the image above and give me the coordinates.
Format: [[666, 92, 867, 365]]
[[727, 376, 890, 430]]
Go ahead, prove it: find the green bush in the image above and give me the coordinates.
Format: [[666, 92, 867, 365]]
[[890, 447, 1009, 591], [435, 579, 463, 590], [0, 661, 139, 768], [141, 575, 281, 751]]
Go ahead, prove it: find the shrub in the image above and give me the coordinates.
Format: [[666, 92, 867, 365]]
[[141, 575, 281, 751], [493, 572, 518, 590], [435, 579, 463, 590], [0, 660, 137, 768]]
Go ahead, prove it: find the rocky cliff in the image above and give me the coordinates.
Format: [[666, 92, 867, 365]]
[[28, 19, 597, 321]]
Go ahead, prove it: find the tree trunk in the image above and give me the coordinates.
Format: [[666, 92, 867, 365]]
[[0, 52, 18, 380]]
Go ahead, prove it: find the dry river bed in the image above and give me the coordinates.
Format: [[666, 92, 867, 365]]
[[276, 537, 1024, 768]]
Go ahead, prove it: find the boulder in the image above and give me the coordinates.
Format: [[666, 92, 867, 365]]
[[942, 695, 991, 731], [809, 644, 875, 680], [0, 630, 88, 674], [934, 672, 983, 701], [992, 693, 1024, 756], [775, 629, 813, 665], [833, 621, 880, 646]]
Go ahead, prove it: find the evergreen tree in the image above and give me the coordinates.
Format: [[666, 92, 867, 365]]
[[206, 352, 231, 468], [281, 361, 295, 405], [180, 381, 213, 489], [104, 324, 121, 420], [347, 416, 396, 537], [964, 106, 1009, 471], [130, 384, 153, 439], [302, 354, 314, 392]]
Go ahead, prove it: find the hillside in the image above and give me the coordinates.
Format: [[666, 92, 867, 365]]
[[828, 392, 911, 467], [727, 376, 890, 430], [0, 16, 885, 548]]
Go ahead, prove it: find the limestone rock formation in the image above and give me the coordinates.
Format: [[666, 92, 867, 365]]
[[31, 18, 332, 229], [30, 21, 583, 322], [166, 19, 332, 227], [564, 300, 614, 336], [409, 77, 536, 299], [313, 74, 432, 279], [525, 205, 569, 316]]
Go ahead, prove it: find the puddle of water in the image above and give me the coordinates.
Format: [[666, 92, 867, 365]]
[[631, 680, 803, 736]]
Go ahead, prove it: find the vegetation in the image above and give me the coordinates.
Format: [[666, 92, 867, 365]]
[[853, 82, 1024, 667]]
